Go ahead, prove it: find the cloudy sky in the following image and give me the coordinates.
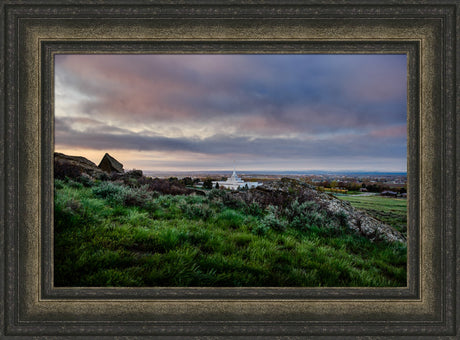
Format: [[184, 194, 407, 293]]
[[55, 54, 407, 172]]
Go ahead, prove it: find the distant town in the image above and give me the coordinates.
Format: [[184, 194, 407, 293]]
[[142, 170, 407, 198]]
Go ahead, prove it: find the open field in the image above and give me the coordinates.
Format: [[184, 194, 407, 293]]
[[54, 178, 407, 287], [338, 195, 407, 236]]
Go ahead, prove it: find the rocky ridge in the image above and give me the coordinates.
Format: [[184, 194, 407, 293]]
[[54, 152, 124, 180], [256, 179, 406, 244], [54, 152, 105, 178]]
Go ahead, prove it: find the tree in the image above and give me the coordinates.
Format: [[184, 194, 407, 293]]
[[215, 182, 220, 189], [180, 177, 193, 186], [203, 178, 213, 189]]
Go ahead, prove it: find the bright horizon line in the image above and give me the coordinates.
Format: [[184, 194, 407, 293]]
[[140, 169, 407, 174], [55, 151, 407, 174]]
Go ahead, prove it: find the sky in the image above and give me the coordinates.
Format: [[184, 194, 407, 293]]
[[54, 54, 407, 172]]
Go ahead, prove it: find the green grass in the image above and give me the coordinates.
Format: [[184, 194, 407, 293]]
[[54, 179, 407, 287], [339, 195, 407, 235]]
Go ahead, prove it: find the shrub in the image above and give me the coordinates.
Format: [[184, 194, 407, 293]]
[[251, 222, 270, 236], [94, 171, 110, 181], [126, 169, 143, 179], [207, 188, 227, 200], [92, 182, 155, 208], [78, 173, 94, 187], [180, 203, 211, 220], [92, 181, 123, 199], [261, 211, 286, 232], [121, 186, 156, 208], [284, 200, 318, 222], [137, 177, 191, 195], [289, 216, 308, 231], [155, 194, 174, 208], [67, 179, 83, 189], [206, 189, 246, 210], [305, 211, 324, 227], [54, 179, 65, 190], [222, 194, 246, 210], [283, 200, 327, 232], [334, 210, 349, 228], [246, 202, 263, 217], [124, 177, 140, 188]]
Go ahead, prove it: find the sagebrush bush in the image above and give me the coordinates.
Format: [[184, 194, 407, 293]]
[[261, 211, 286, 232], [284, 200, 318, 222], [251, 222, 270, 236], [94, 171, 110, 181], [67, 179, 83, 189], [180, 202, 211, 220], [92, 182, 155, 208], [246, 202, 263, 217], [207, 189, 246, 210], [207, 188, 227, 200], [125, 177, 140, 188], [78, 173, 94, 187], [137, 176, 191, 195], [283, 200, 329, 232], [334, 210, 349, 228], [92, 181, 122, 198], [222, 194, 246, 210], [118, 185, 154, 208]]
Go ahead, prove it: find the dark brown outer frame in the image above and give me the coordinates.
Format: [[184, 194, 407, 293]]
[[0, 1, 458, 338]]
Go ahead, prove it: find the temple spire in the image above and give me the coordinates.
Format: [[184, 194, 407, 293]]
[[214, 160, 260, 190]]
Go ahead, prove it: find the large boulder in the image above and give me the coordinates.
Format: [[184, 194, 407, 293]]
[[98, 153, 124, 174], [54, 152, 105, 179]]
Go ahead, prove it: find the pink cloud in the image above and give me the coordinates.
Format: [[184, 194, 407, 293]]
[[369, 125, 406, 138], [56, 54, 268, 123]]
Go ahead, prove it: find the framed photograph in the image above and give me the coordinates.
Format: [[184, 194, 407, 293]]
[[53, 53, 409, 289], [1, 1, 458, 338]]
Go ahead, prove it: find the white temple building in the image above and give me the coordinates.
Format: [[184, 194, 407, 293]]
[[213, 168, 261, 190]]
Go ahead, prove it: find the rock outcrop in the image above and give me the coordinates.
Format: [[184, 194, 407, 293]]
[[98, 153, 124, 174], [316, 191, 405, 244], [236, 178, 406, 244], [54, 152, 105, 179], [125, 169, 143, 179]]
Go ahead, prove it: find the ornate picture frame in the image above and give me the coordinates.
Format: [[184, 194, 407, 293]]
[[1, 1, 458, 337]]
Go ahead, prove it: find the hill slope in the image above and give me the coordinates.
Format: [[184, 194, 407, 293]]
[[54, 170, 407, 287]]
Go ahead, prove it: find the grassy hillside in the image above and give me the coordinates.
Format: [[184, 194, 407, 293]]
[[339, 195, 407, 236], [54, 179, 407, 287]]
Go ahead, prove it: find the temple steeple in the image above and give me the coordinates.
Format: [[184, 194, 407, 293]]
[[212, 161, 260, 190]]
